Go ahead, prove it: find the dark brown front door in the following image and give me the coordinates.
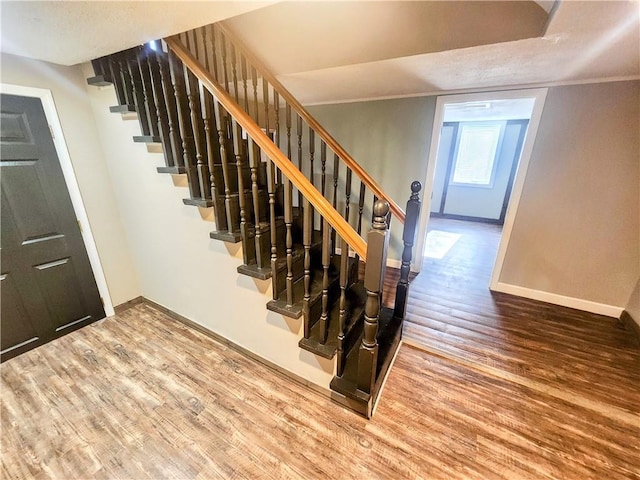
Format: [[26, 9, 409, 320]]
[[1, 94, 105, 361]]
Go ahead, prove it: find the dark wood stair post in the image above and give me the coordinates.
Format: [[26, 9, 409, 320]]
[[394, 181, 422, 319], [357, 200, 390, 395]]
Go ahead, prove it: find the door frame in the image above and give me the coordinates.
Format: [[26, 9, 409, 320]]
[[414, 88, 548, 290], [1, 83, 115, 316]]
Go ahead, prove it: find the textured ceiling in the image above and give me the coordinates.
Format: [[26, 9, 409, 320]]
[[1, 1, 638, 104], [0, 1, 274, 66]]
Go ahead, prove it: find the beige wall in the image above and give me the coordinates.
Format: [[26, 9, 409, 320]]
[[307, 97, 437, 260], [1, 53, 140, 307], [501, 81, 639, 308], [81, 63, 335, 388]]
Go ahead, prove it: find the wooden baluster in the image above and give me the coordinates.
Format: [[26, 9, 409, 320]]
[[263, 78, 270, 135], [355, 182, 366, 264], [233, 119, 253, 264], [207, 24, 219, 81], [318, 219, 331, 344], [220, 32, 229, 91], [200, 83, 226, 231], [320, 141, 327, 198], [297, 114, 303, 209], [127, 48, 151, 137], [251, 66, 259, 124], [267, 155, 278, 300], [302, 198, 312, 337], [337, 238, 350, 376], [213, 100, 236, 234], [183, 62, 209, 200], [90, 57, 111, 83], [156, 49, 183, 169], [241, 54, 249, 114], [108, 55, 127, 106], [230, 43, 240, 103], [273, 91, 280, 150], [394, 181, 422, 319], [331, 153, 339, 255], [119, 53, 135, 108], [308, 128, 315, 187], [286, 104, 292, 161], [274, 91, 282, 184], [344, 168, 352, 224], [169, 50, 200, 199], [358, 200, 390, 394], [283, 174, 294, 305], [146, 49, 174, 167], [248, 138, 264, 268]]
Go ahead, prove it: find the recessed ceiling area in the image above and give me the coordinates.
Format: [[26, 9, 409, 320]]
[[222, 1, 550, 75]]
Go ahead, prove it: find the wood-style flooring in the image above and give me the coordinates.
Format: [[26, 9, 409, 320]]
[[2, 218, 639, 479], [404, 218, 640, 425]]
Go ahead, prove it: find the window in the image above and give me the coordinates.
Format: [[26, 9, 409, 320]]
[[451, 123, 503, 187]]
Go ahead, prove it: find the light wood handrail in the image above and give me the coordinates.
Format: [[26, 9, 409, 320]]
[[217, 23, 406, 224], [166, 36, 368, 260]]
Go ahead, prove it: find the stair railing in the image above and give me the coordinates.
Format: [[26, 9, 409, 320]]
[[89, 36, 423, 417], [166, 35, 367, 259], [174, 24, 406, 235]]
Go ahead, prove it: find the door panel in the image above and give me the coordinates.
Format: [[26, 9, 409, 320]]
[[0, 94, 105, 361]]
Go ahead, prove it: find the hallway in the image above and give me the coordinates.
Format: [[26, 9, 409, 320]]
[[403, 217, 640, 420]]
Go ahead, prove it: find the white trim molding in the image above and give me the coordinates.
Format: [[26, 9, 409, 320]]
[[492, 282, 624, 319], [0, 83, 115, 316]]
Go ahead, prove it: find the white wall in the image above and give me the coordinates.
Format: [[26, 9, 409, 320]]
[[1, 53, 140, 308], [81, 64, 334, 388]]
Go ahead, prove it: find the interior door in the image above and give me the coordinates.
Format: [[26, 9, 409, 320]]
[[431, 120, 528, 223], [1, 94, 105, 361]]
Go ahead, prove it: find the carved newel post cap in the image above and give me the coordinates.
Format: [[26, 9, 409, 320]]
[[373, 200, 390, 218], [411, 181, 422, 193], [373, 200, 390, 229]]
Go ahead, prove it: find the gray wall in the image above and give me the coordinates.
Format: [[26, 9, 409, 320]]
[[501, 81, 639, 308], [307, 96, 437, 260], [306, 81, 639, 309]]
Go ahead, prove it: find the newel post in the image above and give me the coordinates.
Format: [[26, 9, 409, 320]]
[[357, 200, 390, 394], [394, 181, 422, 319]]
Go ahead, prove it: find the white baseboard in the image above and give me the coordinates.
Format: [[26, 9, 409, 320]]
[[492, 282, 624, 318]]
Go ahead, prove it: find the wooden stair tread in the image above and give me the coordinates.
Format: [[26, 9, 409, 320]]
[[133, 135, 161, 144], [86, 75, 112, 87], [209, 230, 242, 243], [157, 166, 186, 174], [183, 197, 214, 208], [109, 104, 136, 113]]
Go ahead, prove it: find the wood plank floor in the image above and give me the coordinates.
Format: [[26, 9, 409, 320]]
[[404, 217, 640, 421], [2, 298, 639, 479]]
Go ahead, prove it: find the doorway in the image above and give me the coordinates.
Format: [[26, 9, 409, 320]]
[[1, 93, 107, 361], [414, 89, 547, 291]]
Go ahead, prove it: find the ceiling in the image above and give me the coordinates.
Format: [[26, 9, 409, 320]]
[[1, 1, 638, 105], [0, 1, 274, 66]]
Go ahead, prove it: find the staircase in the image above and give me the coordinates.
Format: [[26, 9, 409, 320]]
[[87, 23, 422, 418]]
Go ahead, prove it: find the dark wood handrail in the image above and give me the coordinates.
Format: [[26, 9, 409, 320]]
[[165, 36, 368, 260], [217, 23, 406, 225]]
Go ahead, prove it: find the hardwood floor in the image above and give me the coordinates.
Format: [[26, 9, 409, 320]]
[[2, 297, 639, 479], [404, 217, 640, 421]]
